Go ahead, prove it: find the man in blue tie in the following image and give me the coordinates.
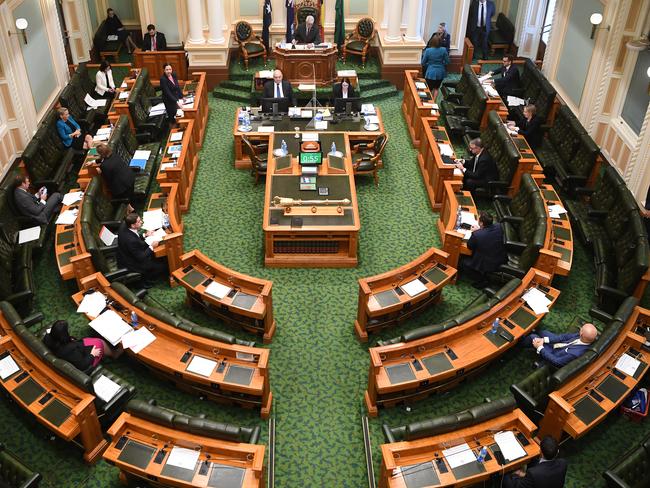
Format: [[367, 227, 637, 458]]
[[523, 323, 598, 368], [469, 0, 495, 60], [263, 69, 295, 105]]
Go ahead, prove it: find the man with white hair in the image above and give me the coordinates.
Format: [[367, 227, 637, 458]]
[[294, 14, 321, 45]]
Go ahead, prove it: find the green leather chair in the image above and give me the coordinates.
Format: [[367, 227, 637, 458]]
[[0, 443, 41, 488], [603, 433, 650, 488], [489, 13, 515, 54], [342, 18, 376, 66], [0, 235, 34, 315], [127, 73, 167, 143], [234, 21, 267, 70]]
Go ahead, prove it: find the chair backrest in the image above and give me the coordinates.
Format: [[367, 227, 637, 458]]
[[370, 133, 389, 163], [93, 20, 108, 51], [295, 4, 320, 27], [495, 13, 515, 43], [355, 17, 375, 40], [234, 21, 255, 44], [242, 137, 264, 171]]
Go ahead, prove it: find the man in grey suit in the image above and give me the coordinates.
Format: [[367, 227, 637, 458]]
[[13, 175, 62, 225]]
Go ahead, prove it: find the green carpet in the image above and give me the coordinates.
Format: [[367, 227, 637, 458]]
[[2, 70, 650, 488]]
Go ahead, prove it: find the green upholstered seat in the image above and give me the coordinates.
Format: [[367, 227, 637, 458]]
[[0, 443, 41, 488], [603, 432, 650, 488], [234, 20, 266, 70], [343, 18, 375, 66]]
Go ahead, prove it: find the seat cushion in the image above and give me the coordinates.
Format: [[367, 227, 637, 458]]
[[244, 43, 264, 54], [346, 40, 366, 52]]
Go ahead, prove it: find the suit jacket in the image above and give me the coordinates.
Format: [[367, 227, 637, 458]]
[[466, 223, 507, 274], [13, 188, 48, 224], [332, 83, 356, 99], [294, 22, 321, 44], [518, 115, 543, 149], [421, 46, 450, 81], [95, 69, 116, 96], [117, 222, 157, 275], [493, 65, 521, 96], [56, 116, 81, 148], [427, 31, 451, 52], [263, 80, 295, 105], [463, 150, 499, 186], [504, 458, 568, 488], [537, 331, 590, 368], [54, 341, 94, 372], [468, 0, 496, 35], [160, 72, 183, 117], [142, 31, 167, 51], [100, 153, 135, 199]]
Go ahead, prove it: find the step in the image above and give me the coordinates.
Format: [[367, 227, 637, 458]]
[[213, 87, 250, 103], [362, 85, 399, 102], [358, 79, 391, 90], [219, 80, 252, 91]]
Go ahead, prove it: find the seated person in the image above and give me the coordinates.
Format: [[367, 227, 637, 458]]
[[454, 138, 498, 193], [43, 320, 121, 372], [522, 322, 598, 368], [333, 77, 356, 99], [488, 54, 520, 98], [460, 212, 507, 288], [142, 24, 166, 51], [262, 69, 296, 105], [504, 435, 568, 488], [56, 107, 93, 150], [105, 8, 137, 53], [294, 15, 321, 46], [95, 143, 135, 209], [117, 212, 167, 286], [13, 175, 63, 225], [95, 60, 116, 99], [514, 104, 543, 149]]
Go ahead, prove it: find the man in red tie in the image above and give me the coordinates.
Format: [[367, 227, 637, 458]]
[[143, 24, 167, 51]]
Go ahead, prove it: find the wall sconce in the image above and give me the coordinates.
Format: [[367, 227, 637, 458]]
[[9, 18, 29, 45], [589, 13, 609, 39]]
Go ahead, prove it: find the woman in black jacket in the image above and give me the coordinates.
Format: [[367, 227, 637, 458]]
[[43, 321, 120, 372], [105, 8, 137, 53], [517, 104, 543, 149], [160, 63, 184, 126]]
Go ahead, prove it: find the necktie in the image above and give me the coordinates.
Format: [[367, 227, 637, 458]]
[[276, 83, 281, 98], [152, 35, 156, 51], [479, 3, 484, 27], [105, 72, 110, 89], [472, 153, 480, 172], [553, 338, 579, 349]]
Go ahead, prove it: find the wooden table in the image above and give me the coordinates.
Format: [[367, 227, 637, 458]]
[[437, 180, 478, 269], [273, 44, 338, 86], [180, 72, 209, 149], [54, 188, 83, 281], [132, 49, 188, 86], [379, 409, 539, 487], [354, 247, 457, 342], [402, 70, 438, 148]]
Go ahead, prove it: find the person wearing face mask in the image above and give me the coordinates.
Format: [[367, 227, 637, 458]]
[[95, 60, 116, 100], [333, 77, 356, 100], [160, 63, 183, 126]]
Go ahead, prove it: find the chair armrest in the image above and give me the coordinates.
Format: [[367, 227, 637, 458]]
[[464, 128, 481, 139], [597, 285, 629, 301], [499, 263, 526, 279], [446, 93, 464, 104], [587, 209, 607, 219], [135, 132, 152, 144], [505, 240, 527, 254], [494, 194, 512, 203], [5, 290, 34, 305], [502, 215, 524, 224], [588, 305, 614, 324], [104, 268, 141, 283], [602, 471, 630, 488], [453, 106, 470, 117], [488, 180, 509, 193], [461, 120, 480, 130], [101, 220, 123, 231], [22, 312, 45, 328], [575, 186, 595, 196], [99, 244, 119, 254], [382, 424, 396, 443]]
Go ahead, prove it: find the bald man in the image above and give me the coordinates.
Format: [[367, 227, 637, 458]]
[[262, 69, 295, 105], [294, 15, 321, 45], [524, 323, 598, 368]]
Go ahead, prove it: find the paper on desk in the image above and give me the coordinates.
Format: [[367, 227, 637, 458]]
[[494, 431, 527, 462], [615, 353, 641, 377], [56, 208, 78, 225], [483, 84, 499, 97], [460, 211, 478, 227], [120, 82, 127, 88], [93, 374, 121, 402], [338, 69, 356, 77], [142, 209, 165, 231], [401, 279, 428, 297], [423, 102, 439, 109], [236, 352, 255, 362], [298, 84, 316, 91], [170, 131, 184, 142], [522, 287, 552, 314], [118, 90, 130, 100], [453, 167, 463, 176], [121, 326, 156, 354], [258, 126, 274, 133], [160, 162, 177, 171], [461, 229, 473, 240], [302, 132, 319, 142], [18, 226, 41, 244], [0, 354, 19, 380], [186, 355, 217, 377], [89, 309, 133, 346], [415, 81, 427, 90], [99, 225, 117, 246], [438, 143, 454, 157], [365, 115, 380, 124], [479, 73, 492, 83], [84, 94, 107, 107], [507, 96, 526, 107], [166, 446, 200, 471], [205, 281, 232, 300], [314, 120, 328, 130], [547, 204, 567, 219], [133, 150, 151, 161], [77, 291, 107, 319], [93, 127, 112, 142], [144, 228, 166, 247], [361, 104, 376, 114], [258, 70, 274, 78], [442, 443, 476, 469], [149, 102, 166, 116], [62, 191, 83, 206]]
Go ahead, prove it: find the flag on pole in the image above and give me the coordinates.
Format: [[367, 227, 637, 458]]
[[286, 0, 295, 42], [262, 0, 272, 52], [334, 0, 345, 48], [320, 0, 326, 27]]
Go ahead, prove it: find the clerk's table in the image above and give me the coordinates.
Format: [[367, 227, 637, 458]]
[[273, 43, 338, 85]]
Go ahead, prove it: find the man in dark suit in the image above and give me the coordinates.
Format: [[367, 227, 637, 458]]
[[263, 69, 296, 105], [468, 0, 495, 59], [460, 212, 507, 287], [427, 23, 451, 52], [117, 213, 167, 285], [490, 55, 521, 98], [142, 24, 167, 51], [522, 323, 597, 368], [294, 15, 321, 45], [12, 175, 62, 225], [96, 143, 135, 207], [504, 436, 568, 488], [454, 138, 499, 193]]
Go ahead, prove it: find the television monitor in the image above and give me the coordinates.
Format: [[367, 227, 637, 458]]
[[260, 97, 290, 115], [334, 97, 361, 115], [299, 152, 323, 166]]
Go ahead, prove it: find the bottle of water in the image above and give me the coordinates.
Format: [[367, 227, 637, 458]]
[[130, 311, 138, 328], [330, 142, 337, 155], [281, 139, 288, 156], [491, 318, 500, 334], [455, 207, 462, 230], [476, 446, 488, 463], [243, 111, 250, 129], [162, 212, 170, 229]]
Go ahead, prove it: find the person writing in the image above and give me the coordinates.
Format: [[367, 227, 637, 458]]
[[12, 175, 63, 225], [460, 212, 507, 288], [488, 55, 521, 98], [523, 323, 598, 368], [333, 77, 356, 99], [43, 320, 121, 372], [293, 15, 321, 46], [142, 24, 167, 51], [117, 213, 168, 287], [105, 8, 137, 53], [95, 60, 116, 100], [56, 107, 93, 150], [160, 63, 184, 127], [95, 143, 135, 209], [263, 69, 296, 105], [454, 138, 498, 194], [421, 34, 450, 101], [504, 436, 568, 488], [514, 104, 543, 149]]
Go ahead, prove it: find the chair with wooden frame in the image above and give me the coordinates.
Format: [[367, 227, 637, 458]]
[[242, 136, 268, 184], [352, 132, 388, 186], [234, 20, 267, 70], [342, 18, 376, 67]]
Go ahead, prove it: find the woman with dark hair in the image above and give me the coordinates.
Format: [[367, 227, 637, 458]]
[[95, 60, 116, 99], [105, 8, 137, 53], [43, 320, 120, 372], [333, 77, 356, 99], [421, 34, 449, 101], [160, 63, 183, 126]]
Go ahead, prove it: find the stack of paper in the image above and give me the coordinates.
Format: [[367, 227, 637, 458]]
[[84, 94, 107, 108], [149, 102, 166, 116], [298, 84, 317, 91], [186, 356, 217, 377], [460, 211, 478, 227], [258, 126, 274, 133], [365, 115, 380, 124], [62, 191, 84, 206], [0, 354, 20, 380], [77, 291, 107, 318], [205, 281, 232, 300], [479, 73, 492, 83], [494, 431, 527, 462], [453, 167, 464, 176], [182, 96, 194, 107], [442, 443, 476, 469], [93, 374, 121, 402], [166, 446, 200, 470], [170, 131, 184, 142], [337, 69, 356, 77], [130, 149, 151, 170], [56, 208, 79, 225], [300, 110, 313, 118], [99, 225, 117, 246], [160, 162, 177, 171], [522, 287, 552, 314], [93, 127, 112, 142], [167, 145, 182, 158], [89, 310, 133, 346], [314, 120, 328, 130], [18, 226, 41, 244], [145, 228, 167, 246], [143, 209, 165, 231], [258, 70, 274, 78], [302, 132, 319, 142], [547, 204, 567, 219], [361, 104, 376, 114], [461, 229, 473, 240], [415, 81, 427, 90], [438, 143, 454, 157], [507, 96, 526, 106], [121, 326, 156, 353], [401, 279, 427, 297], [483, 84, 499, 97], [615, 353, 641, 377]]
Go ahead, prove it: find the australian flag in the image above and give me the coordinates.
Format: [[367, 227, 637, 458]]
[[286, 0, 294, 42], [262, 0, 272, 52]]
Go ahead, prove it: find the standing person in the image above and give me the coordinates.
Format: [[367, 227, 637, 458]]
[[421, 35, 449, 101], [94, 60, 116, 100], [515, 104, 543, 149], [12, 175, 63, 225], [95, 143, 135, 208], [56, 107, 93, 150], [460, 212, 507, 288], [160, 63, 183, 127], [503, 436, 568, 487], [142, 24, 167, 51], [468, 0, 495, 60], [454, 138, 498, 194], [105, 8, 137, 53], [427, 22, 451, 52]]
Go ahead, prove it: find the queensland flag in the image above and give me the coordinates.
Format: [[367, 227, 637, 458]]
[[262, 0, 272, 51], [286, 0, 294, 42]]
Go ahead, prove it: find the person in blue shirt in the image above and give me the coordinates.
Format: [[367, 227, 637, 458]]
[[421, 35, 450, 101], [523, 323, 598, 368], [56, 107, 93, 150]]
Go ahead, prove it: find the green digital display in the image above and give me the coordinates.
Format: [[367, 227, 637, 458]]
[[299, 152, 323, 165]]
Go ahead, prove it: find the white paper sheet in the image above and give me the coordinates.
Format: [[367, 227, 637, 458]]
[[615, 353, 641, 377], [337, 69, 356, 77], [314, 120, 328, 130], [93, 374, 121, 402], [133, 150, 151, 160], [547, 204, 567, 219], [149, 102, 166, 116], [0, 354, 20, 380], [479, 73, 492, 83], [258, 70, 274, 78], [120, 82, 127, 88], [121, 326, 156, 354], [442, 443, 477, 469], [186, 356, 217, 377], [453, 167, 464, 176], [160, 162, 177, 171], [361, 104, 376, 114], [56, 208, 78, 225], [144, 228, 166, 247], [18, 226, 41, 244], [84, 94, 107, 107], [462, 229, 473, 240], [302, 132, 319, 141], [460, 211, 478, 227], [507, 96, 526, 106], [166, 446, 200, 470], [522, 287, 552, 314], [415, 81, 427, 90], [118, 90, 130, 100], [107, 35, 118, 41], [298, 84, 316, 91], [438, 143, 454, 157], [258, 126, 274, 133], [401, 279, 428, 297], [77, 291, 107, 319], [205, 281, 232, 300], [62, 191, 83, 206], [236, 352, 255, 362], [142, 209, 165, 231], [99, 225, 117, 246], [482, 84, 499, 97], [494, 431, 527, 462], [88, 310, 133, 346], [170, 131, 184, 142]]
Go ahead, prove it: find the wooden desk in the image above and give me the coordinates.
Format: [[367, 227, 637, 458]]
[[54, 189, 83, 281], [379, 409, 539, 488], [132, 49, 188, 86], [148, 183, 184, 234], [104, 411, 264, 487], [172, 250, 276, 343], [77, 116, 120, 190], [0, 314, 107, 463], [354, 247, 457, 342], [180, 72, 209, 149], [417, 119, 460, 211], [74, 273, 273, 418], [470, 68, 509, 129], [273, 45, 337, 85], [365, 268, 559, 416], [437, 180, 478, 269], [402, 70, 439, 148], [539, 306, 650, 441], [254, 70, 359, 92]]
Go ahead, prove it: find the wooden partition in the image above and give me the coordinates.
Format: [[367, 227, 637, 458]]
[[379, 409, 539, 488], [437, 180, 478, 269], [274, 45, 337, 85], [172, 250, 276, 343], [74, 273, 273, 418], [0, 313, 107, 463], [181, 72, 209, 149], [402, 70, 438, 148], [148, 183, 183, 234], [354, 247, 457, 342], [539, 305, 650, 441], [365, 268, 559, 416], [55, 188, 83, 281], [132, 49, 188, 85]]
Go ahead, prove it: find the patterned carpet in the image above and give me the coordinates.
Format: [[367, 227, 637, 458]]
[[1, 62, 649, 488]]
